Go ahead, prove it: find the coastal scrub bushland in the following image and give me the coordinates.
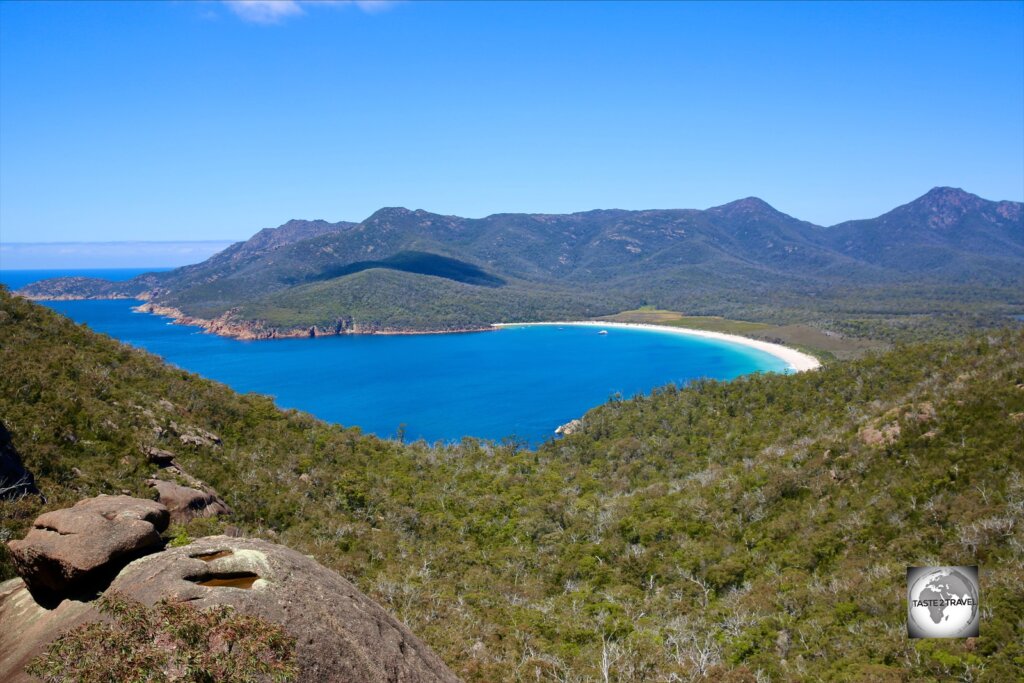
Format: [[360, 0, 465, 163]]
[[1, 288, 1022, 681]]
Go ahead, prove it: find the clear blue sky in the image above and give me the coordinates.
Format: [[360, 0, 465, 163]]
[[1, 0, 1022, 244]]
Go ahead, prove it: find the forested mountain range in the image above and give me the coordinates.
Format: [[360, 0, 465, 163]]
[[18, 187, 1023, 337]]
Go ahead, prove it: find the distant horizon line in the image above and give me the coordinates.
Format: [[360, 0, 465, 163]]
[[0, 240, 239, 270], [0, 239, 238, 246]]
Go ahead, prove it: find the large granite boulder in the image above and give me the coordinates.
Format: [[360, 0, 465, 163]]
[[0, 535, 459, 682], [7, 495, 169, 605], [0, 421, 39, 500], [146, 478, 231, 524]]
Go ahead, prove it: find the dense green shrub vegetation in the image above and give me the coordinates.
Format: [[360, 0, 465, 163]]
[[237, 268, 618, 333], [1, 288, 1022, 681]]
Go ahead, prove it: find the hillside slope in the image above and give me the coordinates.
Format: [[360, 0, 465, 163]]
[[823, 187, 1024, 279], [1, 290, 1022, 680], [18, 188, 1024, 337]]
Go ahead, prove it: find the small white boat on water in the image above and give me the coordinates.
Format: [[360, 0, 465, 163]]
[[598, 329, 608, 335]]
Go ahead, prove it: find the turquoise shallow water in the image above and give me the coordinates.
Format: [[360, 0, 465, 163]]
[[2, 269, 789, 444]]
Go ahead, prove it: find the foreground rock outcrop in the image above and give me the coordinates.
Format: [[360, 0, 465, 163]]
[[113, 536, 457, 681], [1, 497, 458, 682], [7, 495, 169, 605]]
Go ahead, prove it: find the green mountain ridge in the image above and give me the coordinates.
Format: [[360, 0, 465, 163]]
[[1, 290, 1022, 681], [16, 187, 1024, 338]]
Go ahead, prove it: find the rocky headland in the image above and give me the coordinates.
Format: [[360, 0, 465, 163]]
[[131, 302, 493, 340]]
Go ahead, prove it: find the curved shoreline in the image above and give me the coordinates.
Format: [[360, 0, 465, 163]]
[[492, 321, 822, 372], [28, 294, 819, 370]]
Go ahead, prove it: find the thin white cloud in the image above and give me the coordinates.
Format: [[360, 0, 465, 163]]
[[223, 0, 397, 24], [351, 1, 397, 14], [224, 1, 304, 24]]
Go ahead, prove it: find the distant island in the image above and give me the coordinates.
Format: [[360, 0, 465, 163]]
[[17, 187, 1024, 344]]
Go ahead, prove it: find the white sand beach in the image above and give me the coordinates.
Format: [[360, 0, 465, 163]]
[[492, 321, 822, 373]]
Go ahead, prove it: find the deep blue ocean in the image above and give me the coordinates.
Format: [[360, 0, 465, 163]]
[[2, 268, 789, 444]]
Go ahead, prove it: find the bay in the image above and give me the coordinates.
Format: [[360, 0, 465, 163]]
[[1, 268, 790, 444]]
